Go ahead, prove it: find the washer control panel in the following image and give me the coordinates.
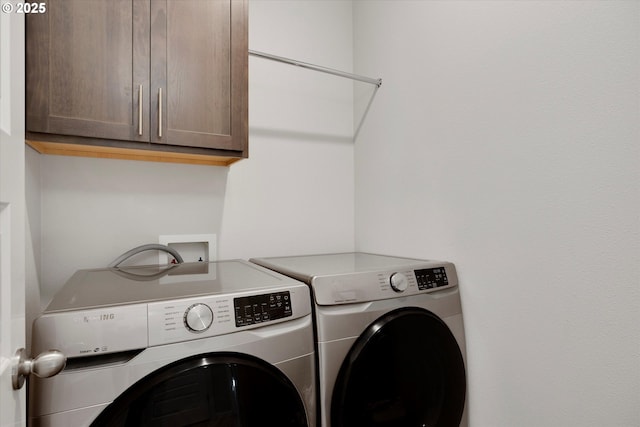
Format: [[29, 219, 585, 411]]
[[148, 286, 308, 346], [234, 291, 292, 327], [414, 267, 449, 290]]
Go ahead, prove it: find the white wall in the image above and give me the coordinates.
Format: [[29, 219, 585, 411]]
[[220, 0, 355, 259], [28, 0, 355, 307], [353, 1, 639, 426]]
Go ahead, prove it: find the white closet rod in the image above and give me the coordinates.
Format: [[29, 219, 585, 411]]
[[249, 49, 382, 88]]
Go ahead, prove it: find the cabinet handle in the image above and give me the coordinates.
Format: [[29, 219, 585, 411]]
[[158, 88, 163, 138], [138, 84, 143, 136]]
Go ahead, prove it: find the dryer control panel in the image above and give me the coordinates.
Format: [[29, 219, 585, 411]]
[[311, 262, 458, 306]]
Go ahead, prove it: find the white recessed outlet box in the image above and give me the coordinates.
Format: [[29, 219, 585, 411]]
[[158, 234, 217, 264]]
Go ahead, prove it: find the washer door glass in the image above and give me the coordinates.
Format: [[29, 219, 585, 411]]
[[91, 352, 308, 427], [331, 307, 466, 427]]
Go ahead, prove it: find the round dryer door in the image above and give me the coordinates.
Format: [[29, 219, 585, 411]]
[[91, 352, 309, 427], [331, 307, 466, 427]]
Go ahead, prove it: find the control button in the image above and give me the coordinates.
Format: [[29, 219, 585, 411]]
[[389, 272, 409, 292], [184, 303, 214, 332]]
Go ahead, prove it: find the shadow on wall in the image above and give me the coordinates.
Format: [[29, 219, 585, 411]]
[[250, 127, 353, 144]]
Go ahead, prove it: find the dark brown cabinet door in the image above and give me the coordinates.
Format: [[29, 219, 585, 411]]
[[150, 0, 247, 152], [26, 0, 150, 142], [26, 0, 248, 164]]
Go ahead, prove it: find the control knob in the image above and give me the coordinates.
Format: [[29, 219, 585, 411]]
[[184, 303, 214, 332], [389, 272, 409, 292]]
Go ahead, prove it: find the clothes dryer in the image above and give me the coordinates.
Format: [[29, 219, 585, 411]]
[[251, 252, 467, 427], [29, 260, 315, 427]]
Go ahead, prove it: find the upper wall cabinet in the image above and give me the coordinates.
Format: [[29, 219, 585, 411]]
[[26, 0, 248, 166]]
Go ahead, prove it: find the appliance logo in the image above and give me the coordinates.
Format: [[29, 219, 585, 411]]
[[84, 313, 115, 322]]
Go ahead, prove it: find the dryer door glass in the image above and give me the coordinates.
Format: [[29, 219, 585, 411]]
[[331, 307, 466, 427], [90, 353, 308, 427]]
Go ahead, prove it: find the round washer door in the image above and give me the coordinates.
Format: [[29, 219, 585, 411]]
[[91, 352, 308, 427], [331, 307, 466, 427]]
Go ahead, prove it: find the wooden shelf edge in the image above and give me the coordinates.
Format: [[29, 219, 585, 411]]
[[26, 140, 243, 167]]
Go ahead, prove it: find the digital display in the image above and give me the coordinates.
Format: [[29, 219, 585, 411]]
[[234, 291, 292, 327], [414, 267, 449, 290]]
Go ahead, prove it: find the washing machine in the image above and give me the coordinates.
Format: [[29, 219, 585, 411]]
[[29, 260, 316, 426], [251, 252, 467, 427]]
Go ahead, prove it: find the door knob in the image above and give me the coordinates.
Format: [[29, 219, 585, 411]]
[[11, 348, 66, 390]]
